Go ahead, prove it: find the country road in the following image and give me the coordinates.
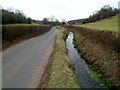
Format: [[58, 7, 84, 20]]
[[3, 27, 59, 88]]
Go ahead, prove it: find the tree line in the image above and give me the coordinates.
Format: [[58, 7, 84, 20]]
[[1, 8, 66, 25], [42, 16, 66, 26], [84, 5, 119, 24], [2, 8, 32, 24]]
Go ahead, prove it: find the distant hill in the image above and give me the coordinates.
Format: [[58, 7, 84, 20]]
[[75, 14, 118, 32], [68, 19, 86, 25], [68, 5, 119, 25]]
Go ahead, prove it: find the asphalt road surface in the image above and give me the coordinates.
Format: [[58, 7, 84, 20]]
[[3, 27, 59, 88]]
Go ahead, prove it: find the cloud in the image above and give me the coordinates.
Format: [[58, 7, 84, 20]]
[[0, 0, 119, 21]]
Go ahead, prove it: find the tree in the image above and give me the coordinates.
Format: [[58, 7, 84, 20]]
[[84, 5, 119, 24], [49, 15, 56, 22], [2, 8, 32, 24], [42, 18, 49, 24], [0, 5, 3, 10], [27, 17, 32, 24], [7, 7, 14, 13], [61, 18, 66, 25], [54, 19, 60, 25]]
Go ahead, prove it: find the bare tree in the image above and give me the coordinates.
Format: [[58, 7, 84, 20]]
[[15, 9, 26, 17], [42, 18, 49, 24], [61, 18, 66, 25], [7, 7, 14, 12], [0, 5, 3, 10], [49, 15, 57, 22]]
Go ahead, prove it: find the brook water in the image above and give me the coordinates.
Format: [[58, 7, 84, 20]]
[[66, 32, 101, 88]]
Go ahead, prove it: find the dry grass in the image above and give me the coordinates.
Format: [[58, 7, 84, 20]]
[[64, 26, 118, 51], [63, 26, 120, 87], [41, 31, 80, 88]]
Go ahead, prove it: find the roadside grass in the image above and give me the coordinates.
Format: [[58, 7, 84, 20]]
[[41, 30, 80, 88], [75, 15, 118, 32], [63, 26, 120, 88]]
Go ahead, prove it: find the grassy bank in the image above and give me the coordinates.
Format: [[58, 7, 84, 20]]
[[2, 25, 51, 49], [41, 30, 80, 88], [75, 15, 118, 32], [63, 26, 120, 88]]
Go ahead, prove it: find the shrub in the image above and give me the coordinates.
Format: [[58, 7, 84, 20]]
[[2, 25, 51, 48]]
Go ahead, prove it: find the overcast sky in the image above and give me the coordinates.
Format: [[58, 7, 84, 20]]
[[0, 0, 119, 21]]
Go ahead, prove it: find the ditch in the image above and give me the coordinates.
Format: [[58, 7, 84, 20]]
[[66, 32, 102, 88]]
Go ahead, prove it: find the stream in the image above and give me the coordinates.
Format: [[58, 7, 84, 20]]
[[66, 32, 102, 88]]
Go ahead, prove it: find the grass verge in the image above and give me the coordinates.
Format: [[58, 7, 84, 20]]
[[63, 26, 120, 89], [40, 30, 80, 88]]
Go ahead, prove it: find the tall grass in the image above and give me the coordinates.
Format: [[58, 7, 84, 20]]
[[63, 26, 119, 52], [63, 25, 120, 87], [2, 25, 51, 49]]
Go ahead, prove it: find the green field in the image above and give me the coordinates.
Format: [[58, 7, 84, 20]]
[[75, 15, 118, 32]]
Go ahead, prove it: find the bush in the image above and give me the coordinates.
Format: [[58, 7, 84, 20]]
[[2, 25, 51, 48]]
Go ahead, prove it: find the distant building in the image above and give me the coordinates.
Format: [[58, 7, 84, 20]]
[[68, 19, 86, 25], [33, 20, 43, 24]]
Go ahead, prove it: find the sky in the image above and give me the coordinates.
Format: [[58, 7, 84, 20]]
[[0, 0, 119, 21]]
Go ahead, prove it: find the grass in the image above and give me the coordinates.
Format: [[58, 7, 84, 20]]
[[88, 67, 119, 88], [42, 30, 80, 88], [75, 15, 118, 32], [88, 67, 102, 82], [63, 26, 120, 89]]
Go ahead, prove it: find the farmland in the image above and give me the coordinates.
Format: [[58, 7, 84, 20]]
[[75, 15, 118, 32], [1, 1, 120, 89]]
